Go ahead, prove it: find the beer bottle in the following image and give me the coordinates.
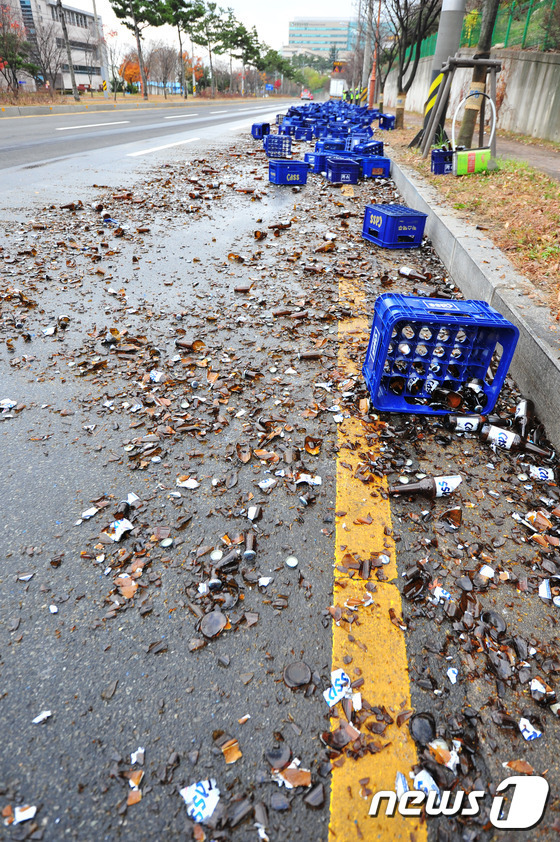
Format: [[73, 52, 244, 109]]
[[388, 475, 462, 497], [445, 414, 503, 433], [480, 424, 553, 458], [399, 266, 428, 282], [513, 399, 535, 440]]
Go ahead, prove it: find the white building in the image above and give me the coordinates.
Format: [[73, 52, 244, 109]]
[[282, 17, 360, 60], [2, 0, 103, 92]]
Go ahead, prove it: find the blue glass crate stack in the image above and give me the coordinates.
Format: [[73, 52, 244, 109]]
[[362, 294, 519, 415], [251, 102, 395, 187]]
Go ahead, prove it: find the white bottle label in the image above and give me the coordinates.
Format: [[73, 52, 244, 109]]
[[529, 465, 554, 482], [455, 417, 480, 432], [434, 475, 462, 496], [487, 426, 517, 450]]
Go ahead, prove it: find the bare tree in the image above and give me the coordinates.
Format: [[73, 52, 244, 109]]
[[33, 18, 65, 95], [149, 41, 177, 97], [55, 0, 80, 100], [82, 29, 99, 95], [385, 0, 442, 128], [104, 29, 122, 101]]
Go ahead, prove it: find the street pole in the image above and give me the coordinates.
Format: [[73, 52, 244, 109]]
[[190, 37, 196, 96], [91, 0, 108, 98], [410, 0, 467, 146], [368, 0, 382, 108], [361, 0, 373, 92]]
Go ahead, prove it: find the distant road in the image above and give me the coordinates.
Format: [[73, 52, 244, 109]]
[[0, 101, 289, 170]]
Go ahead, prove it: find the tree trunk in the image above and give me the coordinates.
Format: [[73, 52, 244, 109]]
[[208, 47, 214, 96], [131, 10, 148, 101], [457, 0, 500, 148], [177, 25, 187, 99], [57, 0, 80, 101], [395, 91, 406, 129], [229, 53, 233, 93]]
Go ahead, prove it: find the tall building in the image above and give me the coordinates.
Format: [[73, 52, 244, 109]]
[[282, 17, 359, 60], [1, 0, 103, 92]]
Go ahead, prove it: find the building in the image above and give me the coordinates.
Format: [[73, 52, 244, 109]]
[[1, 0, 103, 92], [282, 17, 360, 60]]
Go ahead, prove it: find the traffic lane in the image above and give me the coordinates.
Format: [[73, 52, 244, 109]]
[[0, 101, 289, 142], [0, 150, 334, 840], [0, 103, 284, 169]]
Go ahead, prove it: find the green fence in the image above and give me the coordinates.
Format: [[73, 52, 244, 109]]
[[461, 0, 556, 50], [404, 0, 557, 61]]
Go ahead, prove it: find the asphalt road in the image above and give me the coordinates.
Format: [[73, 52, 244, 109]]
[[0, 101, 287, 169], [1, 113, 560, 842]]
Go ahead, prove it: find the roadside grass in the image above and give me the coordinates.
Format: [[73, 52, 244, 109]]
[[389, 130, 560, 313]]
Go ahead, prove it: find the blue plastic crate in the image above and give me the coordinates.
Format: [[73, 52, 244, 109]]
[[362, 204, 427, 249], [251, 122, 270, 139], [269, 159, 308, 185], [354, 139, 384, 156], [264, 134, 292, 158], [362, 294, 519, 415], [304, 151, 327, 173], [326, 156, 360, 184], [379, 114, 396, 130], [362, 156, 391, 178], [294, 126, 313, 141], [431, 148, 453, 174], [315, 137, 346, 153]]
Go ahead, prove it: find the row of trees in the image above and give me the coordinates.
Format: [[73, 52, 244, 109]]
[[0, 0, 306, 99], [109, 0, 303, 99]]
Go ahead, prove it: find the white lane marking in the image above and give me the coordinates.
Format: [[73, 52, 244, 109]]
[[164, 114, 199, 119], [56, 120, 130, 131], [210, 110, 228, 114], [127, 137, 200, 157]]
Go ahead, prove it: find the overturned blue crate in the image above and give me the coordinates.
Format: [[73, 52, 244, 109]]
[[379, 114, 396, 130], [362, 204, 427, 248], [362, 293, 519, 415], [294, 126, 313, 141], [325, 156, 361, 184], [276, 114, 286, 125], [353, 139, 384, 156], [431, 148, 453, 175], [315, 137, 346, 153], [362, 156, 391, 178], [251, 122, 270, 140], [304, 151, 327, 173], [269, 159, 308, 186], [264, 134, 292, 158]]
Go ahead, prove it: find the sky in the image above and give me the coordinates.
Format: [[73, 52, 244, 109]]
[[69, 0, 358, 56]]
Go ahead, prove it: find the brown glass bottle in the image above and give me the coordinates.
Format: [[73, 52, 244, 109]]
[[388, 475, 462, 498], [513, 399, 535, 439], [445, 414, 502, 433], [480, 423, 553, 458]]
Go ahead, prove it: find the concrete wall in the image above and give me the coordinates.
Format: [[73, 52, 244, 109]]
[[383, 49, 560, 143]]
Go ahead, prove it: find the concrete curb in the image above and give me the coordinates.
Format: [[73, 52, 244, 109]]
[[390, 158, 560, 449], [0, 97, 285, 119]]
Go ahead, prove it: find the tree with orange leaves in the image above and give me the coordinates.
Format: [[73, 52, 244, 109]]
[[0, 5, 38, 95]]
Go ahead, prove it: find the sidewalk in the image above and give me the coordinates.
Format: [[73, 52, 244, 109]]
[[403, 109, 560, 182]]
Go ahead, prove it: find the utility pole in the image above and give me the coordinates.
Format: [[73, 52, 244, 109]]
[[361, 0, 373, 91], [367, 0, 382, 108], [91, 0, 108, 98], [410, 0, 467, 146]]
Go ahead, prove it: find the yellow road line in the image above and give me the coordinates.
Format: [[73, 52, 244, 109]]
[[328, 277, 427, 842]]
